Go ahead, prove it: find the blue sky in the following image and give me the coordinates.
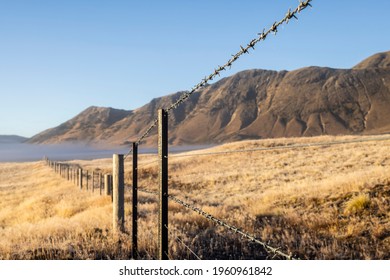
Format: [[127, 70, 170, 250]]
[[1, 0, 390, 137]]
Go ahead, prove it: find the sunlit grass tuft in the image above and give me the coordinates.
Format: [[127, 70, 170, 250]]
[[344, 194, 371, 215]]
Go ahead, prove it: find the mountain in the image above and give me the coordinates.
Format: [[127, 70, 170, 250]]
[[0, 135, 28, 144], [28, 107, 132, 145], [29, 51, 390, 146], [353, 51, 390, 69]]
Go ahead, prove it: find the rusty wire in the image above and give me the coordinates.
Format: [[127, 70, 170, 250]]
[[123, 0, 313, 159]]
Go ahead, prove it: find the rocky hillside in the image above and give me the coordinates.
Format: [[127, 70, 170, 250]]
[[29, 51, 390, 146], [28, 107, 132, 145]]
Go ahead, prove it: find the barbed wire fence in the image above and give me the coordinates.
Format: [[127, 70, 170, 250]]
[[46, 0, 315, 260], [45, 132, 390, 259], [120, 0, 314, 260]]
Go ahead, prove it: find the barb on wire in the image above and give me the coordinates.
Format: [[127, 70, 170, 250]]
[[164, 0, 312, 113], [138, 188, 296, 260], [123, 0, 313, 159], [168, 194, 296, 260]]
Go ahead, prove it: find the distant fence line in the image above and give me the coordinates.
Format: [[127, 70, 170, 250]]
[[45, 159, 112, 197], [45, 1, 314, 260], [45, 158, 126, 236]]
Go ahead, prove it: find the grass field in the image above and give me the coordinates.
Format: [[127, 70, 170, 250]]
[[0, 134, 389, 259]]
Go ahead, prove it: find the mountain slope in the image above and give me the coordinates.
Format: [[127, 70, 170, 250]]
[[29, 51, 390, 146], [353, 51, 390, 69], [29, 106, 132, 144]]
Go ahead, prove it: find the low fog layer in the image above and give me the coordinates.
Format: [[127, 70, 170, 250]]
[[0, 143, 126, 162], [0, 143, 213, 162]]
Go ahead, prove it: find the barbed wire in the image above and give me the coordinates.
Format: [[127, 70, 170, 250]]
[[138, 188, 296, 260], [123, 0, 313, 159], [168, 194, 297, 260], [165, 0, 312, 114]]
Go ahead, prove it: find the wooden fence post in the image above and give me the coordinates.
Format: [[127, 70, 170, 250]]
[[158, 109, 169, 260], [92, 171, 95, 192], [78, 168, 83, 190], [132, 142, 138, 259], [104, 174, 112, 196], [113, 154, 125, 234], [86, 170, 89, 190], [100, 173, 103, 195]]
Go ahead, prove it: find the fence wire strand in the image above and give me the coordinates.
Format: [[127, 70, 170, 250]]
[[168, 135, 390, 159], [123, 0, 313, 159], [165, 225, 202, 260], [138, 188, 296, 260]]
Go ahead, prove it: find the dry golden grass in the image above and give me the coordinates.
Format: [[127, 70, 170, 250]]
[[0, 134, 389, 259], [0, 162, 120, 259]]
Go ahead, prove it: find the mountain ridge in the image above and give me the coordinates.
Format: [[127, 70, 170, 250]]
[[0, 135, 28, 144], [28, 51, 390, 146]]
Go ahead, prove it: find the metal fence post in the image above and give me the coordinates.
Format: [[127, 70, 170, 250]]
[[132, 142, 138, 259], [158, 109, 169, 260], [100, 173, 103, 195], [113, 154, 125, 234]]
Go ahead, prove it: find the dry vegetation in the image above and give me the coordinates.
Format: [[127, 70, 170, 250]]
[[0, 134, 389, 259]]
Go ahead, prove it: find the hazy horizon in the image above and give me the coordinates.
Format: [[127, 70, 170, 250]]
[[0, 142, 214, 162]]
